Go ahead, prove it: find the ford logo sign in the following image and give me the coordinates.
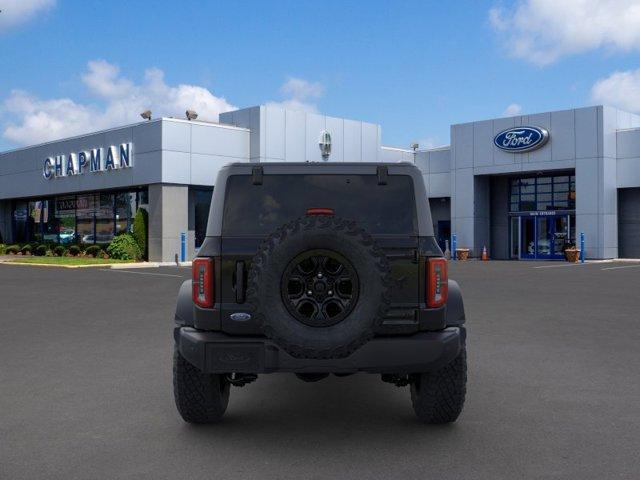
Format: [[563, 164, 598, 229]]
[[494, 126, 549, 153]]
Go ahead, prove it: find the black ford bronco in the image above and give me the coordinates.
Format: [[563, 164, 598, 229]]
[[173, 162, 466, 424]]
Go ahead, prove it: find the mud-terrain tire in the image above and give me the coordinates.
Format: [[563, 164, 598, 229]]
[[410, 344, 467, 424], [247, 215, 391, 359], [173, 345, 230, 423]]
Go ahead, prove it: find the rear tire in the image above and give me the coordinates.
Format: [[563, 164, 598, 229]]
[[173, 345, 230, 423], [410, 345, 467, 424]]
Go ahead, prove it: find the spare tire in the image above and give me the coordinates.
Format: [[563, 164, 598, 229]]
[[246, 215, 391, 359]]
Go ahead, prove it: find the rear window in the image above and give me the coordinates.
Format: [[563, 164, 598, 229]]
[[222, 174, 417, 235]]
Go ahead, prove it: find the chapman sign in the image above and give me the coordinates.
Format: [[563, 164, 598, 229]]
[[43, 143, 133, 179], [494, 126, 549, 153]]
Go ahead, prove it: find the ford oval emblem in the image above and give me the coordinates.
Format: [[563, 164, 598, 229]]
[[494, 126, 549, 153], [230, 312, 252, 322]]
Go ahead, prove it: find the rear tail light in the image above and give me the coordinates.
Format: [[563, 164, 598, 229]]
[[306, 207, 335, 216], [427, 257, 448, 308], [192, 258, 214, 308]]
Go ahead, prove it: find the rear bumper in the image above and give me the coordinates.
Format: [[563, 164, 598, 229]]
[[175, 326, 465, 374]]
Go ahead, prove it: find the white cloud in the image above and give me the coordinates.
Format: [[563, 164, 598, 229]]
[[489, 0, 640, 66], [502, 103, 522, 116], [1, 60, 236, 145], [268, 77, 325, 112], [81, 60, 134, 99], [591, 69, 640, 112], [280, 77, 325, 100], [0, 0, 55, 32], [3, 91, 98, 145]]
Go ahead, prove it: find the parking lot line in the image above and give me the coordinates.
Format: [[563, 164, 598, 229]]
[[532, 263, 587, 269], [99, 269, 185, 278], [600, 264, 640, 271]]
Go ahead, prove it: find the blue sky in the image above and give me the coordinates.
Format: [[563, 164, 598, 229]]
[[1, 0, 640, 152]]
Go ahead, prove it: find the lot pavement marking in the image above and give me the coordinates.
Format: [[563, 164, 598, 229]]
[[532, 263, 588, 269], [99, 269, 185, 278], [600, 264, 640, 271]]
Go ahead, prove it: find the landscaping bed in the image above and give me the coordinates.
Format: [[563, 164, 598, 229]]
[[4, 256, 135, 266]]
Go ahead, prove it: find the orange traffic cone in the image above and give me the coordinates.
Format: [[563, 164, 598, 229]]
[[482, 245, 489, 261]]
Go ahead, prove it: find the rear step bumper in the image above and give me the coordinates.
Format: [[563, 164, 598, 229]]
[[175, 326, 465, 374]]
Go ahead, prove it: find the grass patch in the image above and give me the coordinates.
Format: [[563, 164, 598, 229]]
[[5, 256, 136, 266]]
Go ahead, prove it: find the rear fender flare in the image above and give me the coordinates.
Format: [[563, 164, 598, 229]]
[[445, 279, 465, 326], [175, 280, 194, 327]]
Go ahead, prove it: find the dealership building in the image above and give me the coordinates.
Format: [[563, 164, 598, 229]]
[[1, 104, 639, 261]]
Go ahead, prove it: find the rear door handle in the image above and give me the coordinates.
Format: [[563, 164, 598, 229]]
[[235, 261, 245, 303]]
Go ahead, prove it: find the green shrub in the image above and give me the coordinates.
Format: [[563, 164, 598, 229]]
[[132, 208, 148, 260], [85, 245, 103, 257], [6, 244, 19, 254], [68, 245, 81, 256], [20, 245, 32, 255], [34, 245, 48, 256], [53, 245, 66, 257], [0, 244, 5, 255], [107, 233, 141, 260]]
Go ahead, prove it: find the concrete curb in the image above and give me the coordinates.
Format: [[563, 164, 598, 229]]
[[1, 259, 192, 269], [1, 261, 137, 269], [109, 262, 160, 269], [109, 261, 191, 269]]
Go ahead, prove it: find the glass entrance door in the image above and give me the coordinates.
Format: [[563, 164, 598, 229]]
[[537, 217, 552, 259], [510, 217, 520, 259], [515, 214, 570, 260], [550, 215, 569, 260], [536, 215, 570, 260], [520, 217, 536, 259]]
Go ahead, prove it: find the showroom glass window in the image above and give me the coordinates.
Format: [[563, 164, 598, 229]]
[[509, 175, 576, 212], [55, 195, 76, 244], [76, 194, 96, 243], [41, 200, 58, 243], [11, 188, 147, 244], [13, 200, 28, 243], [95, 193, 115, 243], [116, 192, 136, 235], [28, 200, 43, 242]]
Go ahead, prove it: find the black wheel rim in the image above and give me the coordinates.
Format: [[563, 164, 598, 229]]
[[281, 249, 359, 327]]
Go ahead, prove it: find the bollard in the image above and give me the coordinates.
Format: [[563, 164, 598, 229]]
[[451, 234, 457, 262], [580, 231, 585, 263], [180, 232, 186, 263]]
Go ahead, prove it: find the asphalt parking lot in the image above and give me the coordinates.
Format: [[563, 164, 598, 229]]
[[1, 260, 639, 479]]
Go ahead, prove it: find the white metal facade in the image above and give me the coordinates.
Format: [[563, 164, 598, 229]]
[[2, 104, 640, 260]]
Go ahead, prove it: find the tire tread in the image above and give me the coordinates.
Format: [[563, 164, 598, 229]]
[[173, 346, 230, 423], [410, 345, 467, 424]]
